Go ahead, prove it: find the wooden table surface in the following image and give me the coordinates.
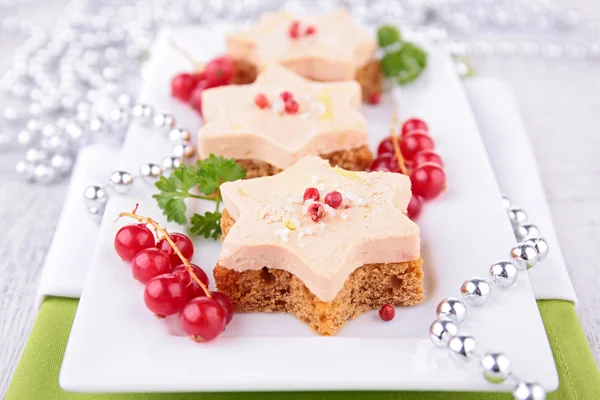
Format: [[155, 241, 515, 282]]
[[1, 1, 599, 397]]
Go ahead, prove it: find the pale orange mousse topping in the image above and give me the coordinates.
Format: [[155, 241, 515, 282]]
[[226, 8, 377, 81], [219, 156, 420, 302], [198, 65, 367, 169]]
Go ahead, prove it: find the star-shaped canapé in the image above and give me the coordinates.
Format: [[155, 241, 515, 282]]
[[198, 65, 367, 170], [226, 8, 376, 81], [218, 156, 420, 302]]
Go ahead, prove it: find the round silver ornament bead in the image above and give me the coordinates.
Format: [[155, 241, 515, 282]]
[[510, 243, 539, 270], [162, 156, 182, 171], [448, 335, 477, 363], [131, 103, 153, 121], [51, 154, 74, 175], [436, 297, 467, 325], [489, 260, 518, 288], [84, 185, 108, 205], [512, 382, 546, 400], [173, 143, 195, 159], [515, 223, 541, 242], [523, 236, 549, 261], [109, 171, 134, 194], [89, 117, 107, 134], [17, 129, 37, 146], [34, 164, 57, 184], [460, 278, 491, 305], [429, 319, 458, 347], [481, 352, 510, 383], [108, 107, 130, 128], [139, 163, 163, 180], [169, 127, 192, 142], [40, 135, 71, 154], [153, 113, 176, 129], [508, 207, 528, 226], [25, 148, 49, 163]]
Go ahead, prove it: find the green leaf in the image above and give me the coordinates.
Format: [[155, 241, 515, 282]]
[[377, 25, 401, 48], [190, 211, 222, 240], [152, 165, 200, 224], [381, 42, 428, 85], [401, 42, 427, 68], [196, 154, 246, 196]]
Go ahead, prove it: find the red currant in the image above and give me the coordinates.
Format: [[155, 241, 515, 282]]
[[114, 224, 155, 262], [172, 264, 210, 300], [254, 93, 270, 109], [410, 162, 446, 200], [303, 187, 320, 202], [171, 73, 199, 102], [181, 297, 227, 342], [305, 25, 316, 35], [369, 155, 399, 173], [407, 195, 423, 220], [401, 118, 428, 136], [204, 56, 234, 87], [156, 233, 194, 267], [377, 137, 395, 156], [210, 291, 234, 325], [280, 91, 293, 101], [308, 203, 326, 222], [379, 304, 395, 321], [132, 248, 172, 284], [324, 191, 342, 209], [289, 20, 300, 39], [284, 99, 299, 114], [189, 80, 209, 116], [144, 274, 186, 317], [413, 149, 443, 168], [368, 92, 381, 105], [400, 132, 435, 162]]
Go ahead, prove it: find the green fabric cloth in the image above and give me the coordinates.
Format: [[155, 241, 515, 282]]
[[6, 297, 600, 400]]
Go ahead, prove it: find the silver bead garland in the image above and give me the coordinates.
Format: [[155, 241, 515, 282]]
[[430, 196, 550, 398]]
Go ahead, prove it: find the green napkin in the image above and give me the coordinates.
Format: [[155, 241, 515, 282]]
[[6, 297, 600, 399]]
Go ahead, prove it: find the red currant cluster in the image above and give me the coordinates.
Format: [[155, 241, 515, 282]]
[[114, 212, 234, 342], [254, 90, 300, 114], [289, 20, 317, 39], [370, 117, 446, 220], [303, 188, 343, 222], [170, 55, 235, 117]]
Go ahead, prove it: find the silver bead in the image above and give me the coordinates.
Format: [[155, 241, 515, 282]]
[[117, 93, 133, 107], [436, 297, 467, 325], [460, 278, 491, 306], [26, 118, 42, 132], [41, 124, 58, 138], [513, 382, 546, 400], [84, 185, 108, 205], [108, 107, 130, 128], [481, 352, 510, 383], [17, 129, 37, 146], [515, 223, 541, 242], [40, 135, 71, 154], [131, 103, 153, 121], [89, 117, 106, 134], [51, 154, 74, 175], [502, 196, 511, 209], [2, 105, 23, 122], [25, 148, 49, 163], [429, 319, 458, 347], [169, 127, 192, 142], [33, 164, 57, 184], [489, 260, 518, 288], [510, 242, 539, 270], [109, 171, 134, 194], [139, 163, 163, 180], [173, 143, 195, 159], [508, 207, 527, 225], [15, 160, 35, 181], [448, 335, 477, 363], [162, 156, 182, 171], [153, 113, 176, 129], [523, 236, 549, 261]]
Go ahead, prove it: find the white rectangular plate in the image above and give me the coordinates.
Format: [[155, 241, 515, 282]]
[[60, 26, 558, 393]]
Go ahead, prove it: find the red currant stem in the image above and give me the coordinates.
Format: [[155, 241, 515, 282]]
[[117, 211, 212, 298], [168, 37, 204, 70], [390, 113, 408, 175]]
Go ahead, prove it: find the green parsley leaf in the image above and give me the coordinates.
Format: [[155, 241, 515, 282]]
[[152, 165, 200, 224], [381, 42, 428, 85], [190, 211, 222, 240], [377, 25, 401, 48], [196, 154, 246, 196]]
